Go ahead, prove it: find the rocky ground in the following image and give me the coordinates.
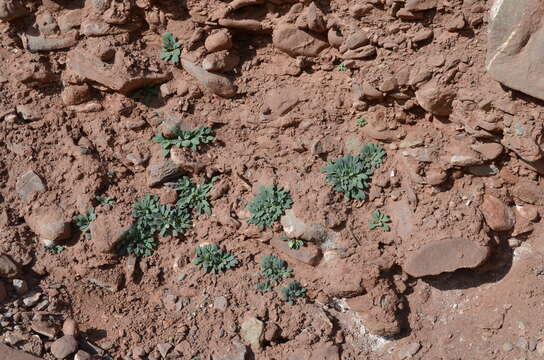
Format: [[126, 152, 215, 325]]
[[1, 0, 544, 359]]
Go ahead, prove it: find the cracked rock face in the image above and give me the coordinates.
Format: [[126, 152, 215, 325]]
[[486, 0, 544, 101]]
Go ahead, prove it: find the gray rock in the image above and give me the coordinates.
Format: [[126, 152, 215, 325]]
[[22, 292, 41, 307], [16, 171, 46, 203], [12, 278, 28, 295], [240, 317, 263, 349], [486, 0, 544, 101], [467, 164, 499, 177], [213, 296, 228, 312], [157, 343, 171, 358], [16, 104, 41, 121], [51, 336, 78, 359], [24, 34, 78, 52], [181, 58, 237, 98]]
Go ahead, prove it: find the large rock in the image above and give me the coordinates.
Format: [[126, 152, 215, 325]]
[[404, 238, 490, 277], [480, 194, 515, 231], [67, 49, 172, 95], [513, 181, 544, 205], [16, 170, 46, 203], [404, 0, 437, 11], [273, 24, 328, 57], [486, 0, 544, 101], [51, 335, 78, 359], [24, 34, 78, 52], [26, 207, 71, 244], [181, 58, 237, 98], [415, 80, 456, 116], [89, 212, 129, 254]]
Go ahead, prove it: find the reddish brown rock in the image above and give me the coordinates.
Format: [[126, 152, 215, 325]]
[[405, 0, 437, 11], [0, 344, 42, 360], [205, 29, 233, 53], [270, 237, 322, 266], [404, 238, 490, 277], [180, 58, 237, 98], [61, 85, 92, 106], [480, 194, 515, 231], [26, 207, 71, 244], [273, 24, 328, 57], [415, 80, 456, 116], [513, 181, 544, 206], [51, 335, 78, 359], [16, 170, 46, 203], [89, 211, 130, 254]]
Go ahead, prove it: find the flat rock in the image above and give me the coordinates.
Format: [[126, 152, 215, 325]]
[[512, 181, 544, 206], [486, 0, 544, 101], [0, 344, 42, 360], [24, 33, 78, 52], [205, 29, 233, 53], [404, 238, 490, 277], [415, 80, 456, 116], [202, 51, 240, 73], [26, 206, 71, 243], [89, 211, 129, 254], [273, 24, 328, 57], [481, 194, 515, 231], [146, 157, 184, 187], [181, 58, 237, 98], [264, 87, 301, 117], [405, 0, 437, 11], [16, 170, 46, 203], [0, 253, 19, 279], [270, 236, 322, 266], [241, 317, 263, 349], [67, 49, 171, 95], [51, 335, 78, 359]]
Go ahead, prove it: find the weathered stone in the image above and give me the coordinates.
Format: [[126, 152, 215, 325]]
[[67, 49, 172, 95], [90, 212, 129, 254], [273, 24, 328, 57], [62, 85, 93, 106], [0, 0, 26, 21], [205, 29, 233, 53], [241, 317, 263, 349], [51, 335, 78, 359], [405, 0, 437, 11], [512, 181, 544, 206], [281, 209, 307, 238], [212, 341, 248, 360], [74, 350, 92, 360], [24, 34, 78, 52], [264, 87, 301, 116], [16, 171, 46, 203], [398, 342, 422, 359], [62, 318, 79, 337], [480, 194, 515, 231], [202, 51, 240, 73], [157, 343, 172, 358], [341, 45, 376, 60], [0, 253, 19, 279], [415, 80, 456, 116], [58, 9, 83, 33], [471, 142, 504, 161], [404, 238, 490, 277], [31, 320, 57, 338], [181, 58, 237, 98], [486, 0, 544, 101], [270, 236, 322, 266], [26, 206, 71, 244], [306, 3, 326, 33], [341, 32, 369, 51], [0, 344, 43, 360], [147, 157, 184, 187]]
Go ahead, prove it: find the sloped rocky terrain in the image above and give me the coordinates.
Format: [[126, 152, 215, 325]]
[[1, 0, 544, 359]]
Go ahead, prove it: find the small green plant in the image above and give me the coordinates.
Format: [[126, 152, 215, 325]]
[[322, 154, 373, 201], [280, 235, 304, 250], [130, 85, 159, 104], [96, 195, 114, 205], [161, 32, 181, 65], [360, 143, 386, 169], [45, 244, 65, 254], [132, 193, 191, 237], [281, 281, 307, 305], [337, 63, 347, 71], [255, 280, 273, 293], [193, 244, 238, 274], [368, 210, 391, 232], [261, 254, 293, 283], [117, 226, 157, 257], [153, 127, 214, 156], [73, 208, 96, 233], [176, 177, 215, 216], [247, 186, 293, 230], [356, 117, 367, 127]]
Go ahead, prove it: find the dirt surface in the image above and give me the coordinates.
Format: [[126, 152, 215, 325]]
[[1, 0, 544, 359]]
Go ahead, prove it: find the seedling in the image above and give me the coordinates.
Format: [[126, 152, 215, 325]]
[[96, 195, 114, 206], [176, 177, 215, 216], [193, 244, 238, 274], [153, 127, 214, 156], [368, 210, 391, 232], [337, 63, 347, 71], [161, 32, 181, 65], [260, 254, 293, 283], [280, 235, 304, 250], [360, 143, 386, 169], [73, 208, 96, 233], [117, 226, 157, 257], [247, 185, 293, 230], [356, 117, 367, 127], [255, 280, 273, 293], [45, 244, 65, 254], [281, 281, 307, 305], [322, 154, 373, 201]]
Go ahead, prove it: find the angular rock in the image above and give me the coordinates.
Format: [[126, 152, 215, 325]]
[[405, 0, 437, 11], [471, 143, 503, 161], [264, 87, 301, 116], [24, 34, 78, 52], [270, 236, 322, 266], [181, 58, 237, 98], [157, 343, 172, 358], [280, 209, 307, 238], [0, 0, 26, 21], [273, 24, 328, 57], [241, 317, 263, 349], [341, 45, 376, 60], [51, 335, 78, 359], [480, 194, 515, 231], [486, 0, 544, 101], [512, 181, 544, 206], [58, 9, 83, 33], [147, 157, 184, 187], [415, 80, 456, 116], [306, 3, 326, 33], [404, 238, 490, 277], [31, 320, 57, 338], [16, 171, 46, 203], [89, 212, 129, 254], [0, 253, 19, 279], [62, 318, 79, 336], [202, 51, 240, 73], [12, 278, 28, 295], [67, 49, 172, 95], [341, 32, 370, 51], [26, 206, 71, 244], [205, 29, 233, 53]]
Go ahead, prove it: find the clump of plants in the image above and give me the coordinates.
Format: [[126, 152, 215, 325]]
[[96, 195, 114, 206], [368, 210, 391, 232], [247, 185, 293, 230], [322, 143, 386, 201], [280, 235, 304, 250], [176, 176, 215, 216], [153, 127, 214, 156], [161, 32, 181, 65], [255, 280, 273, 293], [73, 208, 96, 233], [281, 281, 307, 305], [356, 117, 367, 127], [45, 244, 65, 254], [193, 244, 238, 274], [260, 254, 293, 283], [337, 63, 347, 71]]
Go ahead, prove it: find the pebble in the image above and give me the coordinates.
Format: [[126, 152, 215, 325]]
[[62, 318, 79, 336], [205, 29, 232, 53], [51, 336, 78, 359], [502, 342, 513, 352], [22, 292, 41, 307], [213, 296, 228, 312], [16, 171, 47, 203]]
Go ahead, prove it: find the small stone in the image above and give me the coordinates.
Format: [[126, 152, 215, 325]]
[[132, 346, 146, 359], [502, 342, 513, 352], [241, 317, 264, 349], [16, 171, 46, 203], [157, 343, 171, 358], [180, 58, 237, 98], [399, 342, 421, 359], [51, 335, 78, 359], [12, 278, 28, 295], [62, 318, 79, 336], [507, 238, 521, 248], [31, 320, 57, 339], [74, 350, 92, 360], [22, 292, 41, 307], [213, 296, 228, 312], [480, 194, 515, 231], [273, 24, 328, 57], [515, 204, 539, 222], [61, 85, 92, 106], [270, 236, 322, 266], [415, 80, 456, 116], [146, 157, 184, 187], [205, 29, 233, 53], [26, 206, 72, 244], [350, 4, 373, 18], [89, 211, 129, 254], [202, 51, 240, 73], [16, 104, 41, 121]]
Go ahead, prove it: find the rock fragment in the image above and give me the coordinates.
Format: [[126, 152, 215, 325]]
[[181, 58, 237, 98], [205, 29, 233, 53], [0, 253, 19, 279], [26, 207, 71, 245], [51, 336, 78, 359], [480, 195, 515, 231], [273, 24, 328, 57], [241, 317, 263, 349], [16, 171, 46, 203], [415, 80, 456, 116], [0, 0, 27, 21]]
